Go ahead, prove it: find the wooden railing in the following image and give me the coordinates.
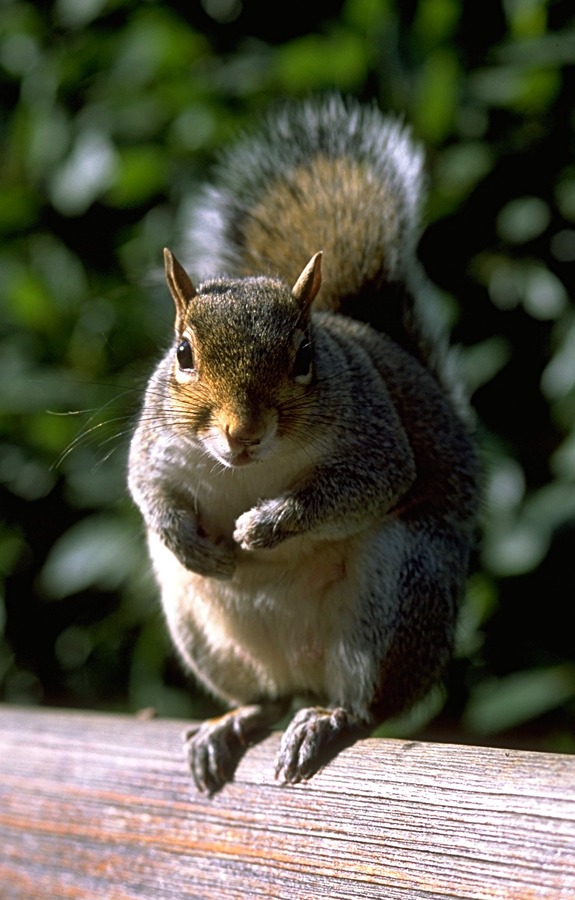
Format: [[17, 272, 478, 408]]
[[1, 706, 574, 898]]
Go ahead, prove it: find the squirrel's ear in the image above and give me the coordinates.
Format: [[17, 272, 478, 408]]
[[164, 248, 197, 328], [291, 251, 322, 314]]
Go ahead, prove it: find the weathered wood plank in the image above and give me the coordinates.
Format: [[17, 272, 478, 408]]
[[0, 706, 574, 899]]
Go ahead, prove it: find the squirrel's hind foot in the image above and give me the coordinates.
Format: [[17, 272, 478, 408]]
[[275, 706, 368, 785], [184, 701, 288, 794]]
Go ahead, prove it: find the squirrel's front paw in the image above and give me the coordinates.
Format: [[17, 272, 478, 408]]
[[234, 500, 295, 550], [179, 541, 235, 579], [200, 539, 236, 579], [162, 519, 235, 579]]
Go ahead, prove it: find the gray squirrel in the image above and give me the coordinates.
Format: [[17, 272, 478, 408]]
[[128, 95, 479, 792]]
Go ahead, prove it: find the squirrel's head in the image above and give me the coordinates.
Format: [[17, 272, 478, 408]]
[[163, 248, 322, 468]]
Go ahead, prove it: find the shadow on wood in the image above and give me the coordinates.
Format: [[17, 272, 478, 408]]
[[1, 705, 574, 899]]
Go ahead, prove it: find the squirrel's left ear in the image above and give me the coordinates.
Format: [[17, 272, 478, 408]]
[[164, 248, 197, 331], [291, 251, 322, 314]]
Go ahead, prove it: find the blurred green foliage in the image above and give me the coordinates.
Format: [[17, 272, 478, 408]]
[[1, 0, 574, 749]]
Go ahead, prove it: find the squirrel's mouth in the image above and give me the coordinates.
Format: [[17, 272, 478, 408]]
[[211, 446, 261, 468], [228, 449, 257, 467], [203, 422, 276, 468]]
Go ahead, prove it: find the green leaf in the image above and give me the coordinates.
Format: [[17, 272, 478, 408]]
[[497, 196, 551, 244], [413, 49, 460, 142], [40, 515, 142, 599], [274, 31, 368, 92], [105, 145, 167, 207], [464, 666, 575, 734]]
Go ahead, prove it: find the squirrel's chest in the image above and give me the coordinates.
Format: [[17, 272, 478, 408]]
[[178, 443, 311, 539]]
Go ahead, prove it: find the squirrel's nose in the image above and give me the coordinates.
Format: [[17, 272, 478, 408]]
[[224, 419, 265, 450]]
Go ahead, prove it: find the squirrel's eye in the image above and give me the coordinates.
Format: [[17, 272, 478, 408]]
[[293, 334, 313, 383], [177, 339, 194, 371]]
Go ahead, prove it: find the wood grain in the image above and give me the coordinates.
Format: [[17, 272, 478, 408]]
[[1, 706, 574, 899]]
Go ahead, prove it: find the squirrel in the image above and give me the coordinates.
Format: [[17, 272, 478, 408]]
[[128, 94, 479, 793]]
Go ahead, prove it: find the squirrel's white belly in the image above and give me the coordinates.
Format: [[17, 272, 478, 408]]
[[148, 527, 385, 711], [150, 446, 403, 711]]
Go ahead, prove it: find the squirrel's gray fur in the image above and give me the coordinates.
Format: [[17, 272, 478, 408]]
[[128, 94, 479, 793]]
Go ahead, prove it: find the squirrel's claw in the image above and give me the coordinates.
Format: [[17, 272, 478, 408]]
[[275, 706, 355, 784], [184, 702, 289, 793], [184, 717, 237, 794]]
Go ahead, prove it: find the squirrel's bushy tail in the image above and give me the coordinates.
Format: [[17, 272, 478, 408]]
[[185, 94, 454, 394]]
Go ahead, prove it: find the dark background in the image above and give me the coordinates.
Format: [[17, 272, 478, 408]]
[[1, 0, 574, 751]]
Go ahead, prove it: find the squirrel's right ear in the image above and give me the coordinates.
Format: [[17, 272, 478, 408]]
[[291, 251, 322, 315], [164, 248, 197, 329]]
